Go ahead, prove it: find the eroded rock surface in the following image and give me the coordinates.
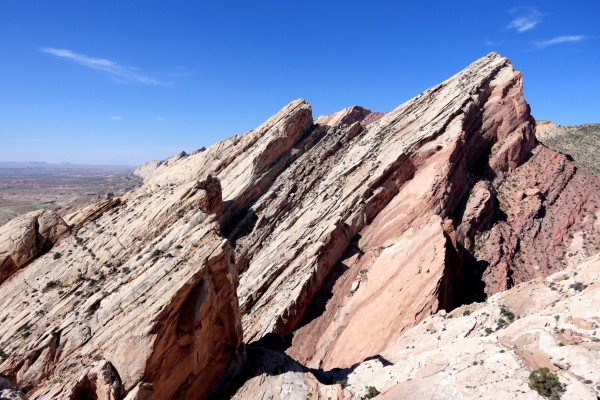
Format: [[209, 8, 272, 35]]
[[226, 52, 542, 370], [315, 105, 384, 128], [476, 145, 600, 293], [233, 252, 600, 400], [536, 120, 600, 177], [0, 174, 243, 398], [0, 209, 70, 284], [1, 52, 599, 399], [0, 97, 316, 400]]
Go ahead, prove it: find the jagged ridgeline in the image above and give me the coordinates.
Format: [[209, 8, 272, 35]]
[[1, 52, 599, 399]]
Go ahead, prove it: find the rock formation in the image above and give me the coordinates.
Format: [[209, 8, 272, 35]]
[[233, 252, 600, 399], [0, 175, 243, 399], [536, 120, 600, 177], [0, 209, 70, 284], [132, 151, 189, 182], [1, 52, 599, 399]]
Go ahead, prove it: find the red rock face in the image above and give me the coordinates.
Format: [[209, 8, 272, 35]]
[[2, 52, 598, 399], [224, 53, 549, 369], [476, 145, 600, 294], [316, 105, 384, 128]]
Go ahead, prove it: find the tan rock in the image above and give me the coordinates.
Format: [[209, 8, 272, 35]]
[[230, 53, 537, 366], [0, 376, 27, 400], [233, 253, 600, 400], [132, 150, 189, 182], [315, 105, 383, 128], [64, 198, 121, 230], [0, 209, 69, 284], [0, 172, 242, 399], [1, 52, 598, 400]]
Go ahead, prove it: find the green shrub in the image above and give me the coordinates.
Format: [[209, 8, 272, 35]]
[[529, 367, 563, 399], [365, 386, 380, 398], [53, 252, 62, 260], [336, 379, 348, 388], [500, 305, 515, 323], [569, 282, 585, 292], [151, 249, 163, 260], [42, 280, 61, 292]]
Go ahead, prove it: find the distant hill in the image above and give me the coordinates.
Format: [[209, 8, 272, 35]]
[[0, 161, 135, 170], [536, 120, 600, 177]]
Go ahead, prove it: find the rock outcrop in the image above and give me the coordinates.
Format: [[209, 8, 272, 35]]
[[0, 376, 27, 400], [0, 209, 70, 284], [64, 198, 122, 231], [227, 52, 541, 370], [476, 145, 600, 293], [315, 105, 384, 128], [1, 52, 599, 399], [0, 173, 243, 398], [536, 120, 600, 177], [132, 151, 189, 182], [233, 252, 600, 399]]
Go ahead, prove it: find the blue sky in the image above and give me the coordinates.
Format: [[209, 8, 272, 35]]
[[0, 1, 598, 165]]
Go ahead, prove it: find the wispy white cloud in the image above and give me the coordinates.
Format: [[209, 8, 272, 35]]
[[109, 115, 123, 121], [153, 117, 166, 122], [508, 8, 543, 32], [484, 38, 505, 47], [171, 66, 192, 78], [534, 35, 587, 48], [41, 47, 169, 86]]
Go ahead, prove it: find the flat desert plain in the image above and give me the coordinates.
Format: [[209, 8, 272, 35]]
[[0, 162, 139, 225]]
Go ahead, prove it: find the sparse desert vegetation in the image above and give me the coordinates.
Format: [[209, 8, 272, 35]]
[[537, 121, 600, 177]]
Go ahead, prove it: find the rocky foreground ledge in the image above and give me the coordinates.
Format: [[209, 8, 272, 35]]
[[1, 52, 599, 399]]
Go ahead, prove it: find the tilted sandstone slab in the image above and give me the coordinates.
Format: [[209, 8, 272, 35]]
[[0, 97, 318, 399], [225, 53, 538, 370], [64, 197, 122, 230], [1, 51, 598, 399], [315, 105, 384, 128], [132, 150, 189, 182], [232, 252, 600, 400], [0, 175, 242, 399], [0, 209, 70, 284]]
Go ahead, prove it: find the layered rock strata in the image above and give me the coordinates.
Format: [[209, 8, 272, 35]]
[[1, 52, 599, 399], [0, 175, 243, 398], [233, 252, 600, 400], [0, 209, 70, 284], [228, 52, 542, 369]]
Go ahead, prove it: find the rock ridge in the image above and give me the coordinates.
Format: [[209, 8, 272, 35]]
[[1, 52, 599, 399]]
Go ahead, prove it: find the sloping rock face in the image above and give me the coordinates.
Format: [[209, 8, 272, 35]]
[[64, 198, 122, 230], [0, 176, 243, 398], [0, 98, 316, 399], [476, 145, 600, 293], [1, 52, 598, 399], [225, 52, 543, 370], [536, 120, 600, 177], [234, 252, 600, 400], [0, 209, 70, 284], [132, 151, 189, 182], [315, 105, 384, 128]]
